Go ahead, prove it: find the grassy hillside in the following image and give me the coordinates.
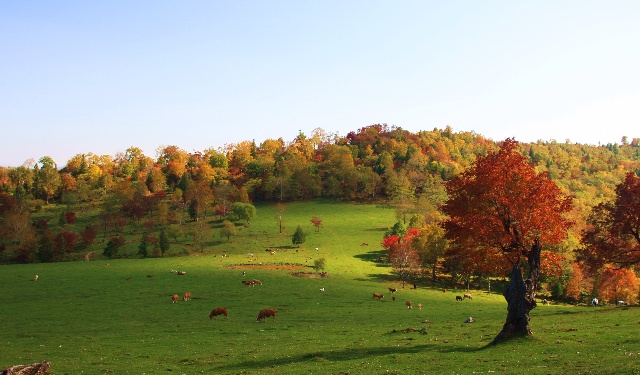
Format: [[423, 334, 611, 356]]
[[2, 202, 639, 374]]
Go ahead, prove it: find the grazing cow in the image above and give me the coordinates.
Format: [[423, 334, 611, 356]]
[[373, 292, 384, 300], [251, 279, 263, 285], [256, 308, 277, 322], [183, 292, 191, 301], [463, 293, 473, 300], [388, 287, 397, 293], [617, 300, 627, 306], [591, 298, 599, 307], [456, 295, 463, 301], [209, 307, 228, 319], [242, 280, 255, 286], [177, 271, 186, 275], [171, 294, 179, 303], [465, 317, 475, 323], [406, 300, 413, 309], [443, 288, 447, 293], [418, 303, 422, 310], [34, 274, 38, 282]]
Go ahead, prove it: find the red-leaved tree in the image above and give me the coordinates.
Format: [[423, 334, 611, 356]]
[[580, 172, 640, 271], [310, 216, 323, 233], [442, 138, 573, 343]]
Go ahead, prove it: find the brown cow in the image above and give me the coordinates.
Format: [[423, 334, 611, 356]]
[[406, 300, 413, 309], [388, 287, 397, 293], [242, 280, 254, 286], [418, 303, 422, 310], [251, 279, 263, 285], [256, 308, 277, 322], [171, 294, 179, 303], [463, 293, 473, 300], [372, 292, 384, 300], [209, 307, 228, 319], [183, 292, 191, 301]]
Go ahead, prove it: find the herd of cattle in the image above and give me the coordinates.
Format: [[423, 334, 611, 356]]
[[170, 272, 277, 322], [373, 287, 473, 309], [169, 272, 480, 323], [167, 269, 630, 324]]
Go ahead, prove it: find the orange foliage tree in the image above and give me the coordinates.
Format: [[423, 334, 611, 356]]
[[442, 138, 573, 343], [597, 267, 639, 305], [565, 262, 588, 302]]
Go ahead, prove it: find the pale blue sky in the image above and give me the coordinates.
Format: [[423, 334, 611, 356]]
[[2, 1, 639, 167]]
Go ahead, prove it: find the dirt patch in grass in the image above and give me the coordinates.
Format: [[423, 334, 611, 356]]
[[291, 272, 327, 278]]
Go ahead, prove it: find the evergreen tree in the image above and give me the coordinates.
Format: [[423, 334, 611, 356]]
[[292, 225, 306, 247], [138, 233, 149, 257], [159, 229, 170, 257], [36, 232, 55, 262]]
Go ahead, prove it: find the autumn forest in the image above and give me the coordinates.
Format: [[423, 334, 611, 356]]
[[2, 124, 640, 308]]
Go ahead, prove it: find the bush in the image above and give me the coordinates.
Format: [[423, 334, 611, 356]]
[[314, 258, 326, 271]]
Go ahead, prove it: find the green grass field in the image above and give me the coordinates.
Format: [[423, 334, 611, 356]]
[[1, 202, 639, 374]]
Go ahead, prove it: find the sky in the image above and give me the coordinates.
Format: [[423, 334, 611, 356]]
[[1, 1, 640, 168]]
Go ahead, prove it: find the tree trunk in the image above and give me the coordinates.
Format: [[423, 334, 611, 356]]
[[493, 237, 541, 344]]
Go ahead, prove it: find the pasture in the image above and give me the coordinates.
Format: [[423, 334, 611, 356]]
[[1, 201, 639, 374]]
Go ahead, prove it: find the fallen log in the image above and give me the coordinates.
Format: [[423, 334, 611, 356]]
[[2, 361, 50, 375]]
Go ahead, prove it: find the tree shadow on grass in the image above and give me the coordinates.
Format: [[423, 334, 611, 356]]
[[353, 273, 396, 283], [214, 342, 491, 372], [354, 250, 389, 267]]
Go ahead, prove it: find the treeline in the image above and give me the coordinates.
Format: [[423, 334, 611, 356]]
[[1, 124, 639, 265]]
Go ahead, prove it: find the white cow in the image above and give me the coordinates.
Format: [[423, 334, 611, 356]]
[[591, 298, 599, 307]]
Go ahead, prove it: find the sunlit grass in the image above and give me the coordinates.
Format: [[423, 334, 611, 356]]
[[2, 202, 639, 374]]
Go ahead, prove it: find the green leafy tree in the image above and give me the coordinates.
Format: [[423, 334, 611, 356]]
[[36, 156, 61, 204], [292, 225, 306, 247], [313, 257, 326, 271], [220, 220, 237, 241], [385, 221, 407, 239], [413, 223, 448, 282], [233, 202, 257, 224]]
